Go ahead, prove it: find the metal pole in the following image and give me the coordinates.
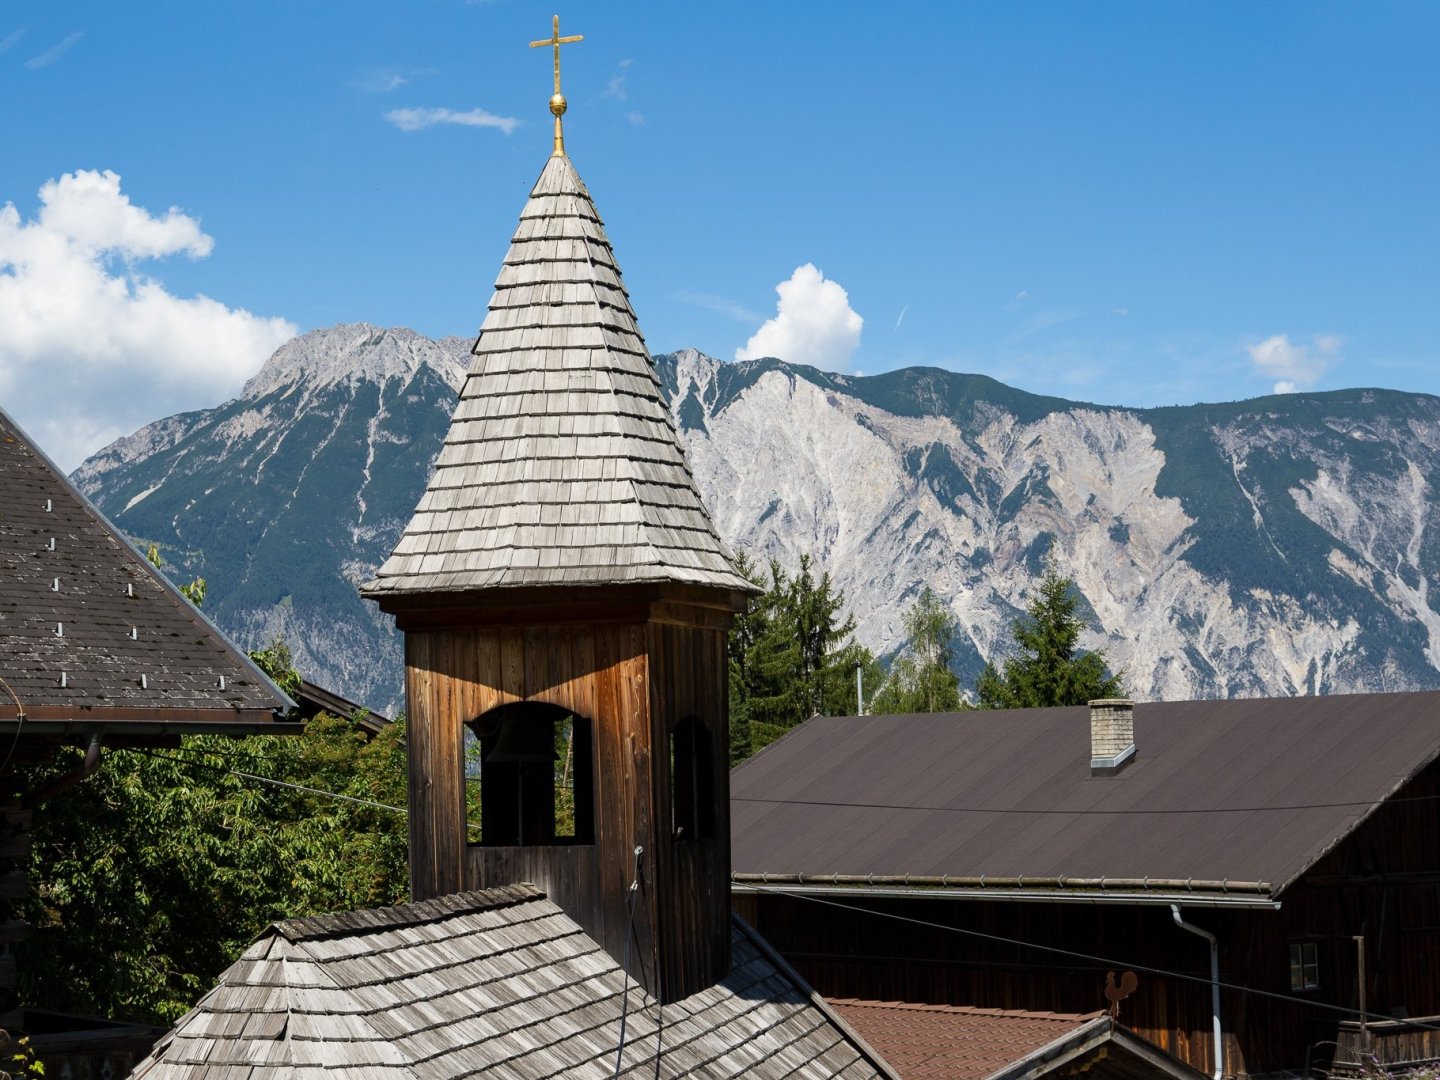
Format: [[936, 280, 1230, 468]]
[[855, 661, 864, 716], [1355, 935, 1368, 1054]]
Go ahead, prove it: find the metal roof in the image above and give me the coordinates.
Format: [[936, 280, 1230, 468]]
[[132, 884, 892, 1079], [730, 693, 1440, 901], [362, 155, 751, 600], [0, 406, 293, 729]]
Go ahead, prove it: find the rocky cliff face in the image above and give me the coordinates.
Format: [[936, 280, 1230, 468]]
[[76, 327, 1440, 712]]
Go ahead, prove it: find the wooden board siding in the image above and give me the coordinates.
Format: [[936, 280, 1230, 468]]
[[647, 621, 731, 1001], [404, 601, 732, 1003]]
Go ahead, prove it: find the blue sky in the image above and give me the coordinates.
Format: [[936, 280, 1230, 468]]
[[3, 1, 1438, 468]]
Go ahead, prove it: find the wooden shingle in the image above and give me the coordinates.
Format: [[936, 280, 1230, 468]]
[[132, 885, 891, 1079], [361, 155, 751, 600]]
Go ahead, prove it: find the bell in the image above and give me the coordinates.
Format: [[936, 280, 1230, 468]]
[[484, 716, 556, 764]]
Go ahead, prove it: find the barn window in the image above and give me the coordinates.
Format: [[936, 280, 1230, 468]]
[[670, 715, 715, 842], [463, 702, 593, 846], [1289, 942, 1319, 991]]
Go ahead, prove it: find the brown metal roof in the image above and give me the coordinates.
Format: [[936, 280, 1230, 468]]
[[133, 884, 891, 1079], [362, 154, 751, 600], [0, 406, 293, 728], [731, 693, 1440, 900]]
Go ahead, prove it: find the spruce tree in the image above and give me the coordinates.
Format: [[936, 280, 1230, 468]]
[[727, 553, 872, 760], [975, 561, 1125, 708]]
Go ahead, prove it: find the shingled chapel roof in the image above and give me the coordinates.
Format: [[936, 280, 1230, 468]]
[[0, 405, 294, 731], [362, 155, 752, 599], [132, 884, 893, 1080]]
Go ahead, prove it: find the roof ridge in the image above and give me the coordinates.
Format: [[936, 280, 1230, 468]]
[[825, 998, 1102, 1022], [273, 883, 545, 942]]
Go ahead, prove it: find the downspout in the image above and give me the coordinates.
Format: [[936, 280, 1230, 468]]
[[1172, 903, 1223, 1080], [23, 734, 103, 808]]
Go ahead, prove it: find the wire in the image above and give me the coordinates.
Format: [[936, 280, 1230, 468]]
[[0, 672, 27, 777], [614, 845, 643, 1079], [746, 883, 1440, 1033], [129, 747, 407, 816], [732, 791, 1440, 816]]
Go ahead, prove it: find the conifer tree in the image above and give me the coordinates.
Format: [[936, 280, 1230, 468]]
[[727, 553, 872, 760], [975, 561, 1125, 708]]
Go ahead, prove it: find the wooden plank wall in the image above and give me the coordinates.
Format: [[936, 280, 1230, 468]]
[[404, 608, 732, 1003], [647, 620, 731, 1001]]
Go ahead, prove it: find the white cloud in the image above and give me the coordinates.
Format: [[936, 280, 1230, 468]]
[[0, 169, 296, 470], [604, 59, 632, 100], [24, 30, 82, 70], [0, 27, 27, 55], [1247, 333, 1342, 394], [735, 263, 863, 372], [357, 69, 407, 93], [626, 111, 646, 126], [383, 106, 519, 134]]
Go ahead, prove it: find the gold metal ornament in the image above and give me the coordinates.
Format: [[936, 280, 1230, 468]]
[[530, 15, 583, 157]]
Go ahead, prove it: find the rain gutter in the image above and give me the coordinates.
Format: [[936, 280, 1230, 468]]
[[732, 873, 1280, 910]]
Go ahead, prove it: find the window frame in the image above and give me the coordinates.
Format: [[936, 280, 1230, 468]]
[[1289, 941, 1319, 992]]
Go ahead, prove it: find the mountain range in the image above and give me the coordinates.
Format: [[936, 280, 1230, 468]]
[[74, 323, 1440, 714]]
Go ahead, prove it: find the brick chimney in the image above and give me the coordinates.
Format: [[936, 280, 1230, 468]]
[[1089, 698, 1135, 776]]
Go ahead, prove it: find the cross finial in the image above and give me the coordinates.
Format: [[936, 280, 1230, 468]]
[[529, 15, 583, 157]]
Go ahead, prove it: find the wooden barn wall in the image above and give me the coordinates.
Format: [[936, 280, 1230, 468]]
[[743, 758, 1440, 1077], [404, 607, 732, 1003], [646, 620, 730, 1001]]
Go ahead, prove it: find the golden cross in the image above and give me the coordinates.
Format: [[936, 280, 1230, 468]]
[[529, 15, 583, 156]]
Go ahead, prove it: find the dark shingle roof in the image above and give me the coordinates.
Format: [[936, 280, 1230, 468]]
[[730, 693, 1440, 899], [362, 155, 752, 599], [0, 407, 293, 728], [133, 884, 891, 1079]]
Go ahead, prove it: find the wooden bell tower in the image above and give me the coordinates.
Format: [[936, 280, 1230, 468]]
[[364, 31, 754, 1002]]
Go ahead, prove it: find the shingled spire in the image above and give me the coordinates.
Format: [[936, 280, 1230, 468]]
[[362, 23, 754, 1005], [362, 153, 750, 598]]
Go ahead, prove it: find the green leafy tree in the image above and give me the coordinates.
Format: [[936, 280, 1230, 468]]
[[249, 636, 303, 698], [975, 561, 1125, 709], [145, 541, 206, 607], [20, 639, 408, 1024], [871, 587, 963, 713]]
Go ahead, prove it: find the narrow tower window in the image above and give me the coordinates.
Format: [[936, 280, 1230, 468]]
[[464, 702, 593, 846], [670, 715, 715, 842]]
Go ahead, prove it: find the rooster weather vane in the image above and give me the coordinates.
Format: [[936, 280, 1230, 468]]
[[1105, 970, 1139, 1028]]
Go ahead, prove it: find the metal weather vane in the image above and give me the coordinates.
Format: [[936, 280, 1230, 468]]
[[530, 15, 583, 157], [1105, 970, 1139, 1028]]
